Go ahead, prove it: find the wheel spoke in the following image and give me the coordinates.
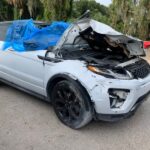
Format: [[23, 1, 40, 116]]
[[68, 91, 75, 101], [72, 104, 81, 115], [68, 106, 80, 120], [59, 109, 68, 118], [62, 89, 69, 100], [55, 104, 69, 118], [57, 90, 65, 100]]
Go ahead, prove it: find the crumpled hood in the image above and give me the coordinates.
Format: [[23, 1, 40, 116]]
[[90, 19, 122, 35], [55, 19, 145, 57]]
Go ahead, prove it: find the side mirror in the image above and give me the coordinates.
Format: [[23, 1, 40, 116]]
[[38, 55, 62, 63], [38, 48, 62, 63]]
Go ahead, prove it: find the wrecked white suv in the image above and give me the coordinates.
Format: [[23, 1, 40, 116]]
[[0, 16, 150, 129]]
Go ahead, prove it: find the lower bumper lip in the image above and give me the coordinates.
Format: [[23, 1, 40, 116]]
[[95, 91, 150, 122]]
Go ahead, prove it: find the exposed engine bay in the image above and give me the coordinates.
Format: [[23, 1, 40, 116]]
[[55, 19, 150, 80], [60, 46, 150, 79]]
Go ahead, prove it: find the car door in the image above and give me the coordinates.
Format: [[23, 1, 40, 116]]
[[0, 48, 45, 95]]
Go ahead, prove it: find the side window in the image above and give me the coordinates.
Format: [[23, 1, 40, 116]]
[[0, 22, 11, 41]]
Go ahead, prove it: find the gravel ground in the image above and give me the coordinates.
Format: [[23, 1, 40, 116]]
[[0, 84, 150, 150]]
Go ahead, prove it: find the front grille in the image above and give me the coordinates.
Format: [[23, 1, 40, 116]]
[[125, 59, 150, 79]]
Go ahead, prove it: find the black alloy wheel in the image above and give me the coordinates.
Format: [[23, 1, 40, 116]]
[[51, 80, 92, 129]]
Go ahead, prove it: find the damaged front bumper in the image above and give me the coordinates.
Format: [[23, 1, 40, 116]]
[[95, 91, 150, 122], [87, 74, 150, 121]]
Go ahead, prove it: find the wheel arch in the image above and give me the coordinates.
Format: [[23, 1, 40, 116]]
[[46, 73, 92, 110]]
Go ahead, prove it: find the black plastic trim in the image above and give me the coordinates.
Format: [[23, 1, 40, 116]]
[[38, 55, 62, 63], [0, 78, 47, 101]]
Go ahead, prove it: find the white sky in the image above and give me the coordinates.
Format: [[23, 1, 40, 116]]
[[96, 0, 112, 6]]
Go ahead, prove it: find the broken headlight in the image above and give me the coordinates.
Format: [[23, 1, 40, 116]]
[[108, 89, 130, 108], [88, 65, 133, 80]]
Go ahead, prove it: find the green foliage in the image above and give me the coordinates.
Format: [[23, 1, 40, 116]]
[[1, 0, 150, 40], [0, 0, 13, 21], [72, 0, 110, 24], [110, 0, 150, 40], [39, 0, 73, 21], [135, 0, 150, 40], [110, 0, 133, 32], [27, 0, 44, 19]]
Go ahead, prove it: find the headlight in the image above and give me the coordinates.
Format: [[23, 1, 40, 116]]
[[88, 66, 115, 78], [87, 65, 133, 80]]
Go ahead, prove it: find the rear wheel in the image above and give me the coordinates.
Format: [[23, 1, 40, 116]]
[[51, 80, 93, 129]]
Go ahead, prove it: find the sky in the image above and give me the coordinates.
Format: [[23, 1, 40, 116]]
[[95, 0, 112, 6]]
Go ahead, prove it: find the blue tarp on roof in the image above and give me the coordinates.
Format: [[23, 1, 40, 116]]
[[4, 19, 69, 51]]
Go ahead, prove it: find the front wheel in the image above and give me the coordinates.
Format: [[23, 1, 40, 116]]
[[51, 80, 93, 129]]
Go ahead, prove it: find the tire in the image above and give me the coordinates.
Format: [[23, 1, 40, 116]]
[[51, 80, 93, 129]]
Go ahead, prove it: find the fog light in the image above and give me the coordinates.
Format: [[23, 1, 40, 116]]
[[108, 89, 130, 108]]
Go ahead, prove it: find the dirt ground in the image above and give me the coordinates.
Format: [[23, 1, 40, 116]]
[[143, 49, 150, 63], [0, 50, 150, 150]]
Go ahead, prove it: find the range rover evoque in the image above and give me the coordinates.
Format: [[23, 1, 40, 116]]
[[0, 12, 150, 129]]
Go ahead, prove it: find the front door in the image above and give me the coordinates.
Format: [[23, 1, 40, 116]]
[[0, 49, 46, 95]]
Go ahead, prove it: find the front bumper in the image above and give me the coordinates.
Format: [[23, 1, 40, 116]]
[[95, 91, 150, 121], [89, 74, 150, 116]]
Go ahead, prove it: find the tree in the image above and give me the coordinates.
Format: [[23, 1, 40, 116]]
[[135, 0, 150, 39], [72, 0, 110, 24], [110, 0, 150, 40], [0, 0, 13, 21], [6, 0, 42, 19], [40, 0, 73, 21], [110, 0, 134, 32], [2, 0, 150, 40]]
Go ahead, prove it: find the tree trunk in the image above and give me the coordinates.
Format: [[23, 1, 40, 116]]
[[21, 4, 30, 19]]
